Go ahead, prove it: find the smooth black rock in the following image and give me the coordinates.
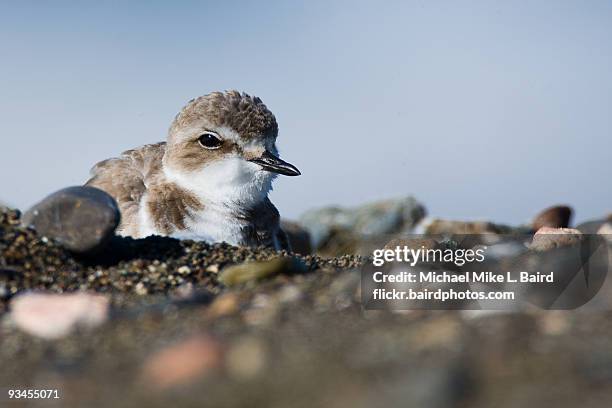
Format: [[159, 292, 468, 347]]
[[21, 186, 120, 254]]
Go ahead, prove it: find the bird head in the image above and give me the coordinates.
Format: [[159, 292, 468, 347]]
[[163, 91, 300, 205]]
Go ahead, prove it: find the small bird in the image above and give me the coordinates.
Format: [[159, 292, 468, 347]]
[[86, 90, 300, 250]]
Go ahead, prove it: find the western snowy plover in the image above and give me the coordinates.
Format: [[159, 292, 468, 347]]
[[86, 90, 300, 250]]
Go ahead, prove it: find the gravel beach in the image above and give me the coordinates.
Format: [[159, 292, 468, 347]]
[[2, 205, 612, 407]]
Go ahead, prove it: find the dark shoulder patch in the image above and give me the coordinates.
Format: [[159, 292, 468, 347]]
[[146, 182, 204, 235]]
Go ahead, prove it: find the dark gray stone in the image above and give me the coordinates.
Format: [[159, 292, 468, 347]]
[[21, 186, 120, 254]]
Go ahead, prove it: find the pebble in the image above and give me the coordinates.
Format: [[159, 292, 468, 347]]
[[225, 336, 267, 380], [21, 186, 120, 254], [134, 282, 148, 296], [243, 293, 279, 326], [206, 264, 220, 273], [206, 293, 240, 318], [10, 292, 109, 339], [530, 227, 583, 251], [142, 334, 222, 389], [538, 312, 571, 335], [172, 282, 195, 299], [277, 284, 303, 303], [219, 257, 307, 286], [532, 205, 573, 231]]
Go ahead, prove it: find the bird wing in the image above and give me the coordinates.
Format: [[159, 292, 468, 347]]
[[85, 142, 166, 235]]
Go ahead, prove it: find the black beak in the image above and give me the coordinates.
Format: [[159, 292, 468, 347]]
[[249, 151, 301, 176]]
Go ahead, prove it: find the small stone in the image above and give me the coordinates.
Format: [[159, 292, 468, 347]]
[[532, 205, 573, 231], [134, 282, 148, 295], [142, 335, 222, 389], [243, 294, 279, 326], [278, 284, 302, 303], [539, 312, 570, 335], [21, 186, 120, 254], [177, 265, 191, 275], [207, 293, 240, 317], [530, 227, 583, 251], [172, 282, 195, 299], [219, 257, 307, 286], [206, 264, 220, 274], [225, 337, 267, 380], [10, 292, 109, 339]]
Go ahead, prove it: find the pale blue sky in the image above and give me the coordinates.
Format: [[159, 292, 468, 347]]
[[0, 1, 610, 224]]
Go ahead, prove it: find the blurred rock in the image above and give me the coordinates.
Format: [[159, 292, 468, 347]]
[[577, 218, 610, 234], [142, 334, 222, 389], [243, 293, 279, 326], [207, 293, 240, 318], [530, 227, 583, 251], [479, 241, 527, 260], [424, 219, 513, 235], [299, 196, 426, 256], [277, 284, 303, 304], [384, 237, 440, 251], [597, 223, 612, 242], [171, 282, 195, 299], [225, 336, 267, 380], [21, 186, 120, 254], [531, 205, 573, 231], [280, 220, 312, 255], [219, 257, 307, 286], [10, 292, 109, 339]]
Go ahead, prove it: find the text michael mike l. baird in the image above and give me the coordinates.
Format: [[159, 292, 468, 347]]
[[372, 271, 554, 284]]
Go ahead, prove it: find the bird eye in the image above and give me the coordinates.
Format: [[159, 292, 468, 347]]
[[198, 132, 222, 149]]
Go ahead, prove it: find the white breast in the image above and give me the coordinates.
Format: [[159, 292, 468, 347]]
[[133, 156, 275, 245], [170, 203, 249, 245]]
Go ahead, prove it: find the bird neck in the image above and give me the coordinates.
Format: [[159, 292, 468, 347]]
[[161, 158, 273, 213]]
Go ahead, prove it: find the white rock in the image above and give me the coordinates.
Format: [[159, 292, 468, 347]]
[[597, 223, 612, 243]]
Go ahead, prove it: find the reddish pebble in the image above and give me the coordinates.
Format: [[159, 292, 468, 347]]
[[142, 335, 222, 389]]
